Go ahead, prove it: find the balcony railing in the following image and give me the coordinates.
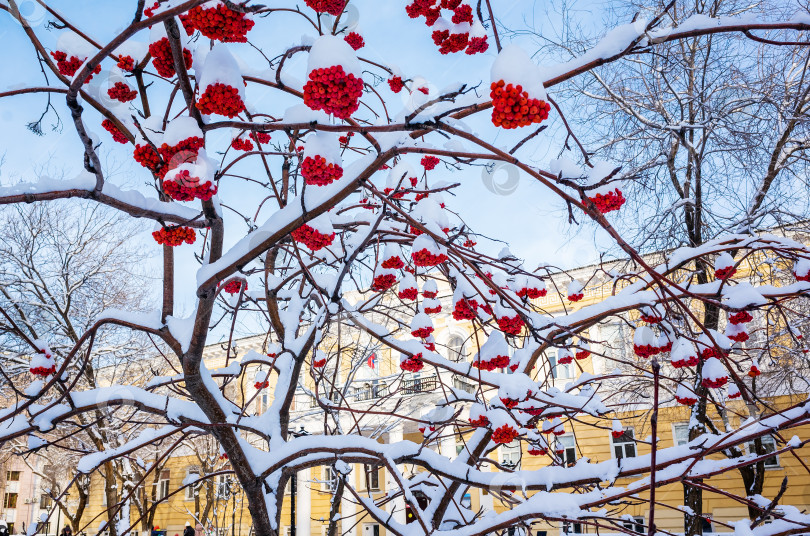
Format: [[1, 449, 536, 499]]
[[401, 375, 438, 394]]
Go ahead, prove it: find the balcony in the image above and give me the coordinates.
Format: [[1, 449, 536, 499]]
[[401, 375, 438, 394]]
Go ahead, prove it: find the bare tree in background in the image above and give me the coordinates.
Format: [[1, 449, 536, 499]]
[[530, 0, 810, 532]]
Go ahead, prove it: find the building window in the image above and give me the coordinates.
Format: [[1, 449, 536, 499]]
[[216, 474, 232, 499], [447, 335, 466, 362], [747, 436, 779, 468], [364, 464, 380, 491], [613, 429, 637, 460], [184, 468, 200, 500], [599, 323, 627, 360], [501, 440, 521, 469], [259, 392, 269, 414], [558, 434, 576, 466], [549, 351, 573, 380], [622, 517, 644, 533], [4, 493, 17, 509], [36, 522, 50, 535], [561, 521, 582, 535], [156, 469, 170, 500], [322, 466, 337, 492], [39, 494, 51, 510], [5, 471, 19, 482], [702, 518, 713, 533], [673, 423, 690, 446]]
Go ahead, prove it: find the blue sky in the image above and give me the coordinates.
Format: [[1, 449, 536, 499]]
[[0, 0, 614, 324]]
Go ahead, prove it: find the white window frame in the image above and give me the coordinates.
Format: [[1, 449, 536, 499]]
[[622, 516, 644, 534], [672, 423, 690, 446], [363, 464, 380, 491], [156, 469, 170, 500], [747, 435, 779, 468], [612, 428, 637, 460], [216, 474, 233, 499], [184, 467, 200, 501], [446, 333, 467, 362], [560, 521, 583, 535], [322, 466, 338, 492], [501, 440, 521, 469], [549, 350, 573, 380], [558, 434, 577, 466]]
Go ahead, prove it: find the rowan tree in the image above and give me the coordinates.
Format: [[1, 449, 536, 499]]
[[0, 2, 810, 536]]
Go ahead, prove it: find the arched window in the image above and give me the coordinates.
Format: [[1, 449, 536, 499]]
[[447, 335, 466, 362]]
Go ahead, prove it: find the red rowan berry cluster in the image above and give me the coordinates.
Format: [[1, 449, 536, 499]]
[[472, 354, 509, 371], [159, 137, 205, 165], [134, 136, 205, 179], [102, 120, 128, 144], [398, 287, 418, 300], [181, 3, 255, 42], [714, 265, 737, 280], [557, 352, 573, 365], [344, 32, 364, 50], [117, 55, 135, 71], [372, 273, 397, 292], [163, 170, 218, 202], [388, 76, 405, 93], [517, 286, 546, 299], [676, 394, 697, 405], [497, 314, 524, 335], [702, 376, 728, 389], [468, 415, 489, 428], [108, 81, 138, 103], [568, 292, 584, 302], [134, 144, 161, 173], [30, 364, 56, 377], [588, 188, 626, 214], [451, 3, 472, 23], [462, 239, 477, 248], [466, 36, 489, 54], [432, 30, 469, 54], [640, 310, 663, 324], [152, 226, 196, 247], [412, 248, 448, 267], [421, 155, 440, 170], [303, 66, 364, 119], [50, 51, 101, 81], [407, 0, 488, 54], [231, 137, 254, 151], [452, 298, 478, 320], [700, 346, 725, 360], [633, 343, 659, 359], [304, 0, 346, 15], [500, 397, 520, 409], [382, 256, 404, 270], [221, 280, 246, 294], [197, 83, 245, 117], [301, 156, 343, 186], [575, 347, 590, 360], [144, 1, 159, 17], [411, 326, 434, 339], [527, 447, 547, 456], [491, 80, 551, 129], [491, 424, 518, 444], [423, 304, 441, 314], [400, 354, 424, 372], [148, 38, 193, 78], [748, 364, 761, 377], [254, 380, 270, 390], [313, 358, 326, 368], [250, 131, 271, 144], [729, 310, 753, 324], [291, 224, 336, 250]]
